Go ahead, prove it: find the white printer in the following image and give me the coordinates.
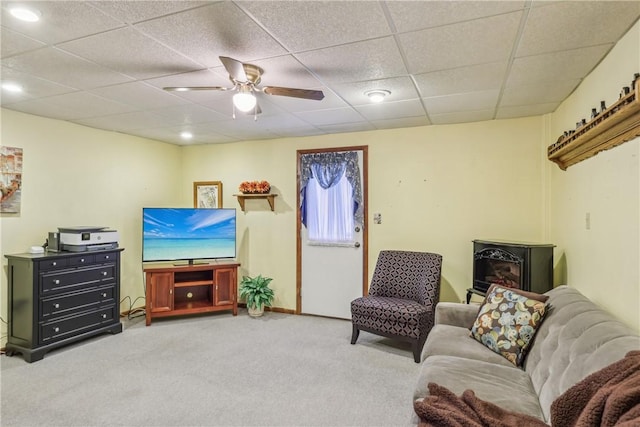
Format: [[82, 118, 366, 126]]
[[48, 226, 119, 252]]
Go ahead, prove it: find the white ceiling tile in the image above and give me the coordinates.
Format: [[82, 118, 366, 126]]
[[296, 37, 407, 84], [517, 1, 640, 57], [294, 107, 366, 127], [0, 0, 637, 145], [89, 82, 189, 110], [315, 122, 376, 134], [1, 1, 125, 44], [134, 2, 287, 68], [331, 76, 419, 106], [147, 104, 229, 126], [387, 1, 526, 33], [1, 28, 46, 58], [355, 99, 425, 121], [508, 45, 613, 86], [2, 47, 133, 89], [415, 62, 508, 97], [430, 109, 495, 125], [370, 116, 431, 130], [57, 27, 204, 80], [496, 102, 560, 119], [400, 12, 522, 74], [31, 91, 138, 119], [72, 111, 169, 132], [5, 98, 84, 121], [239, 1, 391, 51], [501, 79, 580, 107], [0, 67, 76, 103], [89, 1, 209, 24], [424, 90, 500, 115]]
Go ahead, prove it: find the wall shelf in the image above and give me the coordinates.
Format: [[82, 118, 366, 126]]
[[548, 79, 640, 170], [233, 193, 277, 211]]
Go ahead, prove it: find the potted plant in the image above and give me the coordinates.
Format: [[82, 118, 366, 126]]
[[239, 274, 274, 317]]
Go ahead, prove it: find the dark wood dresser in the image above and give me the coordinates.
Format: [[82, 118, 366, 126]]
[[4, 249, 124, 362]]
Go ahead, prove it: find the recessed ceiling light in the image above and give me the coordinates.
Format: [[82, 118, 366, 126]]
[[365, 90, 391, 103], [2, 82, 23, 93], [180, 132, 193, 140], [9, 6, 41, 22]]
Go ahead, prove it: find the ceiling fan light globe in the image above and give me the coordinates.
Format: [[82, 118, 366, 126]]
[[233, 92, 257, 112]]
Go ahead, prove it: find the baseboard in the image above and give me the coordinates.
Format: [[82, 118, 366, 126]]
[[237, 303, 296, 315]]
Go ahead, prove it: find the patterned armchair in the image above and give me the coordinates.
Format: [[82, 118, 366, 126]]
[[350, 250, 443, 363]]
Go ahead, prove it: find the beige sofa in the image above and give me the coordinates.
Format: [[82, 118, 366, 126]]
[[413, 285, 640, 424]]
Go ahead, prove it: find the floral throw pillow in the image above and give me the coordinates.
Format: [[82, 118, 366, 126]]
[[469, 284, 549, 367]]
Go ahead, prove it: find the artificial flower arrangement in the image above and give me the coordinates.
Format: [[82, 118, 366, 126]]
[[239, 180, 271, 194]]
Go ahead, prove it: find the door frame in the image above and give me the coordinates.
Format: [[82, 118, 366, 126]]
[[295, 145, 369, 314]]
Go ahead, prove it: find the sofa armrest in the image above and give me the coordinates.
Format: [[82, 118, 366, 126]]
[[434, 302, 480, 328]]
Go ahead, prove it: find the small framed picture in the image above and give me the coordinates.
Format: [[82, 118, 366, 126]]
[[194, 181, 223, 208]]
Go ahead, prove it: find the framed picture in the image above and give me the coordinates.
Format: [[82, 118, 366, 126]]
[[194, 181, 223, 208]]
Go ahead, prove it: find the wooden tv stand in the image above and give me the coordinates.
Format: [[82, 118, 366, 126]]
[[143, 261, 240, 326]]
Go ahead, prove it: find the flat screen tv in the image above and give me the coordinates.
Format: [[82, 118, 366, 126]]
[[142, 207, 236, 264]]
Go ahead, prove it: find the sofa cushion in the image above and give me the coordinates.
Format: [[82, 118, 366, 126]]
[[470, 285, 549, 366], [413, 355, 545, 421], [421, 324, 515, 368], [523, 286, 640, 421]]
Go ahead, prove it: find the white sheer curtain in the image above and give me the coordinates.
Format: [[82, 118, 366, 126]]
[[305, 171, 354, 244]]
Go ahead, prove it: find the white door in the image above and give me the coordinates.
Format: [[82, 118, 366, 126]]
[[299, 149, 366, 319]]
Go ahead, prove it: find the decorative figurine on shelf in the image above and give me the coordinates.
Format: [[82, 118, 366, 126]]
[[600, 100, 607, 113], [590, 108, 599, 119]]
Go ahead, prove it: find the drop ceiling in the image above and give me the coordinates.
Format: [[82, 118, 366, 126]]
[[1, 1, 639, 145]]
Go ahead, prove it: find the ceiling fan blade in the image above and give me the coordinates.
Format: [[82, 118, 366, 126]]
[[220, 56, 248, 82], [163, 86, 228, 92], [263, 86, 324, 101]]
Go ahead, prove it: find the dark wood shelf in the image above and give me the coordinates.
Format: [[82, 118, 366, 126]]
[[233, 193, 277, 211], [548, 79, 640, 170]]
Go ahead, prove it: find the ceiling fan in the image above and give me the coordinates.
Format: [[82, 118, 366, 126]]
[[164, 56, 325, 118]]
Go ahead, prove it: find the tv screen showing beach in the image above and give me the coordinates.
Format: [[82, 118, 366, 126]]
[[142, 208, 236, 262]]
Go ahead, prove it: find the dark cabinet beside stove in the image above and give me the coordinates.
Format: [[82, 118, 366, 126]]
[[4, 249, 124, 362], [467, 240, 554, 303]]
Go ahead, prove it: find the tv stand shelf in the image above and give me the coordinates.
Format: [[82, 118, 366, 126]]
[[144, 262, 239, 326]]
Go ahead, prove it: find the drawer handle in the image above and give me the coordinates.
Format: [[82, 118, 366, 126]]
[[105, 255, 110, 260], [53, 327, 59, 333], [54, 279, 60, 285], [52, 262, 57, 266], [102, 271, 108, 277], [101, 292, 107, 298], [101, 314, 107, 319], [54, 303, 60, 309], [80, 258, 85, 263]]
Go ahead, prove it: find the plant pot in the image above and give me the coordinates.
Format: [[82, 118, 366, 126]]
[[248, 305, 264, 317]]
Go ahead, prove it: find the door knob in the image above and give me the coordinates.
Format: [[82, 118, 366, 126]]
[[354, 242, 361, 248]]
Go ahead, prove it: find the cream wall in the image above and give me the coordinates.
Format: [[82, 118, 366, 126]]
[[545, 21, 640, 331], [1, 109, 182, 344], [181, 116, 546, 311]]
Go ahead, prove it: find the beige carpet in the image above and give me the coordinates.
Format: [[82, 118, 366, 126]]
[[1, 310, 420, 426]]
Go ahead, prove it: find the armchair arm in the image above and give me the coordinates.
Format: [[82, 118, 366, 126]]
[[434, 302, 480, 328]]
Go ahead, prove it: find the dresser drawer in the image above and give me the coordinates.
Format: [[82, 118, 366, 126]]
[[40, 265, 116, 295], [38, 258, 69, 271], [40, 286, 116, 319], [40, 305, 118, 344], [68, 254, 95, 267], [95, 252, 117, 263]]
